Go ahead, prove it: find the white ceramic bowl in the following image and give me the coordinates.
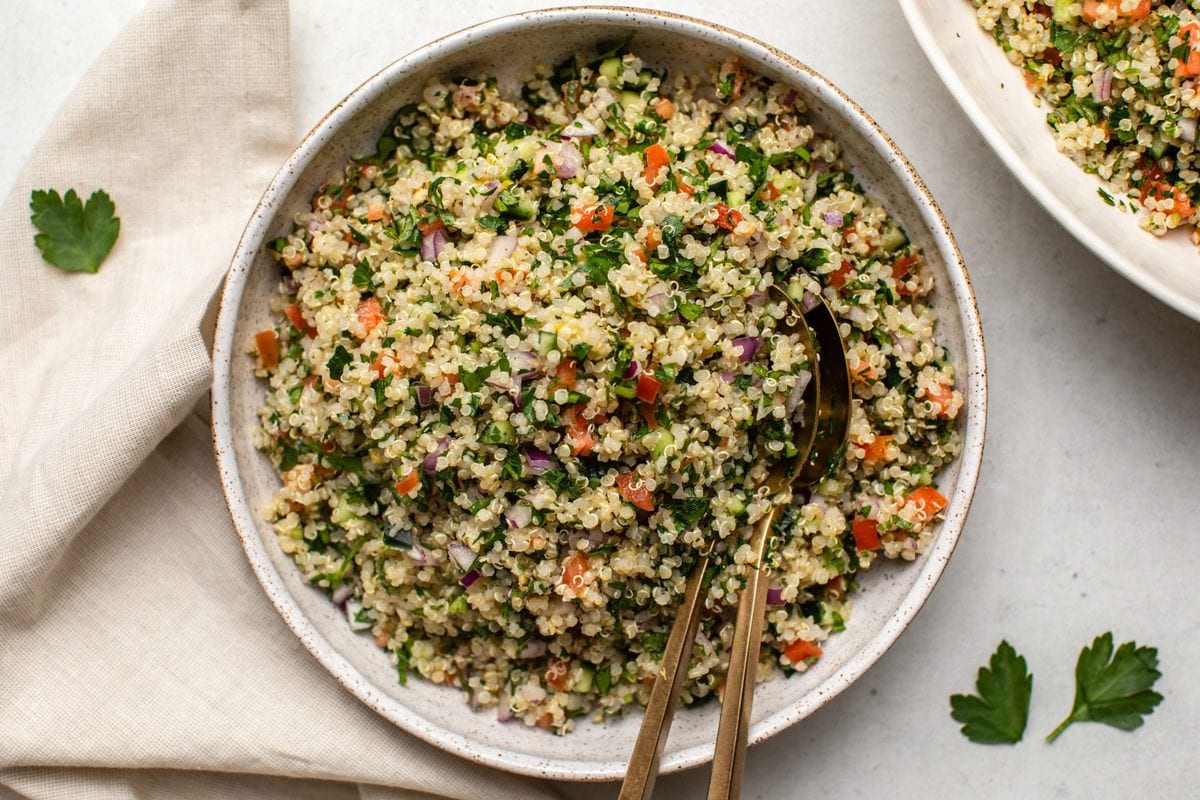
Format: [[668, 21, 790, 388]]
[[212, 7, 987, 781], [900, 0, 1200, 322]]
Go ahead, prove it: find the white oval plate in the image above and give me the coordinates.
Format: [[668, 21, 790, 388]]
[[212, 7, 987, 781], [900, 0, 1200, 322]]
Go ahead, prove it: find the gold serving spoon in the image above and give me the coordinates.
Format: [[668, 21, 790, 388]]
[[706, 286, 850, 800], [619, 286, 849, 800]]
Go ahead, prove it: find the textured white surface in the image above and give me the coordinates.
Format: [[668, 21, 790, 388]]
[[3, 1, 1199, 798]]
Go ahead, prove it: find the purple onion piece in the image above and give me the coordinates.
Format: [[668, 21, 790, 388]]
[[524, 448, 558, 475], [731, 336, 763, 362], [504, 504, 532, 529], [766, 586, 786, 606], [782, 88, 798, 107], [822, 211, 844, 227], [486, 235, 518, 268], [507, 350, 539, 372], [419, 228, 447, 261], [1093, 68, 1113, 103], [497, 693, 514, 722], [422, 436, 450, 472], [460, 569, 480, 588], [785, 371, 812, 415], [623, 359, 640, 379], [746, 291, 767, 306], [708, 140, 735, 158], [520, 639, 547, 659], [1180, 116, 1197, 145], [480, 181, 501, 213], [561, 117, 600, 138], [448, 541, 476, 571], [331, 584, 354, 607], [408, 543, 432, 566], [720, 371, 735, 384], [555, 141, 584, 178], [801, 292, 821, 313], [416, 386, 433, 407]]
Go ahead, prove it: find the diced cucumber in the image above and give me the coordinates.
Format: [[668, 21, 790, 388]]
[[613, 383, 637, 399], [620, 90, 644, 108], [571, 666, 595, 693], [725, 494, 747, 515], [786, 278, 807, 305], [599, 57, 622, 83], [494, 188, 537, 221], [448, 594, 469, 615], [515, 138, 538, 162], [725, 190, 746, 209], [880, 226, 909, 253], [1053, 0, 1075, 23], [537, 329, 559, 356], [480, 420, 516, 445], [641, 428, 673, 458], [817, 602, 845, 632], [331, 504, 357, 526], [1148, 134, 1169, 160], [627, 68, 655, 89]]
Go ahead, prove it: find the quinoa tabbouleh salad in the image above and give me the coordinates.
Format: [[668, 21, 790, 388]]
[[972, 0, 1200, 244], [250, 42, 963, 732]]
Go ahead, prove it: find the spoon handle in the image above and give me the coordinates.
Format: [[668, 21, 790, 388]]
[[706, 504, 779, 800], [619, 554, 711, 800]]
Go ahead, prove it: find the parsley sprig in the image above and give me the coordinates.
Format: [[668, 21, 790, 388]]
[[29, 188, 120, 273], [950, 640, 1032, 745], [1045, 632, 1163, 743]]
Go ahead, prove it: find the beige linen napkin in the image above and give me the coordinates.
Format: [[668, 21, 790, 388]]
[[0, 2, 559, 798]]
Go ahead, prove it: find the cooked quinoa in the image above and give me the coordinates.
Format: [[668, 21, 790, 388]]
[[972, 0, 1200, 243], [249, 45, 963, 732]]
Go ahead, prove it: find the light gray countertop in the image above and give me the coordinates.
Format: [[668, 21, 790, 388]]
[[5, 2, 1198, 797]]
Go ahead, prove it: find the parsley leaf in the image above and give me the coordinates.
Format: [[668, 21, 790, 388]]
[[327, 345, 352, 380], [949, 640, 1032, 744], [1045, 632, 1163, 742], [29, 188, 120, 273]]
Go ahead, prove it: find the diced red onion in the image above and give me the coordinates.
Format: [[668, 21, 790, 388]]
[[408, 543, 432, 566], [497, 692, 514, 722], [460, 569, 480, 588], [507, 350, 539, 373], [785, 370, 812, 415], [1092, 68, 1113, 103], [422, 436, 449, 472], [896, 335, 919, 356], [720, 371, 735, 383], [304, 218, 323, 232], [1180, 117, 1197, 145], [746, 291, 766, 306], [524, 448, 558, 475], [331, 584, 354, 606], [419, 228, 447, 261], [486, 235, 518, 268], [800, 292, 820, 313], [845, 306, 870, 326], [732, 336, 763, 362], [448, 541, 476, 571], [623, 359, 640, 379], [518, 683, 547, 704], [504, 504, 532, 529], [782, 88, 798, 107], [562, 117, 600, 138], [480, 180, 501, 213], [822, 211, 844, 227], [708, 140, 735, 158], [520, 639, 547, 659], [416, 386, 433, 407], [644, 286, 673, 316], [766, 586, 786, 606], [554, 142, 584, 178]]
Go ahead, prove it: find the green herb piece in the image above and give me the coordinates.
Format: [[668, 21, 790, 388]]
[[668, 496, 710, 529], [949, 640, 1032, 745], [29, 188, 121, 273], [326, 345, 352, 380], [797, 247, 830, 269], [352, 258, 374, 288], [1045, 632, 1163, 743]]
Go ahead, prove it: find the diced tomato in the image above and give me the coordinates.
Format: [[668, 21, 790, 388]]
[[892, 255, 920, 281], [442, 372, 459, 387], [1140, 180, 1196, 218], [544, 659, 571, 691], [555, 358, 578, 390], [643, 143, 671, 186], [906, 486, 949, 522], [825, 575, 846, 602], [828, 258, 853, 290], [653, 97, 676, 120], [369, 353, 395, 381], [639, 402, 659, 430], [564, 405, 597, 456], [560, 552, 592, 592], [356, 296, 385, 337], [677, 181, 695, 197], [852, 518, 881, 552], [572, 203, 615, 234], [645, 226, 662, 252], [366, 203, 386, 222], [1082, 0, 1150, 22], [254, 330, 279, 369], [616, 472, 655, 512], [394, 470, 420, 496], [283, 251, 305, 269], [714, 203, 742, 231], [417, 218, 445, 236], [923, 381, 956, 417], [284, 304, 316, 337], [1180, 23, 1200, 79], [851, 362, 878, 384], [860, 434, 893, 463], [635, 373, 661, 404], [783, 639, 823, 664], [758, 181, 780, 202]]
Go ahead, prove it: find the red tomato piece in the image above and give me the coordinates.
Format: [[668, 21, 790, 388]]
[[254, 330, 279, 369], [783, 639, 823, 664], [852, 518, 881, 552], [615, 472, 655, 512], [635, 373, 661, 404]]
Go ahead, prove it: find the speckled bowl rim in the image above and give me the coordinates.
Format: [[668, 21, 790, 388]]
[[212, 6, 987, 781]]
